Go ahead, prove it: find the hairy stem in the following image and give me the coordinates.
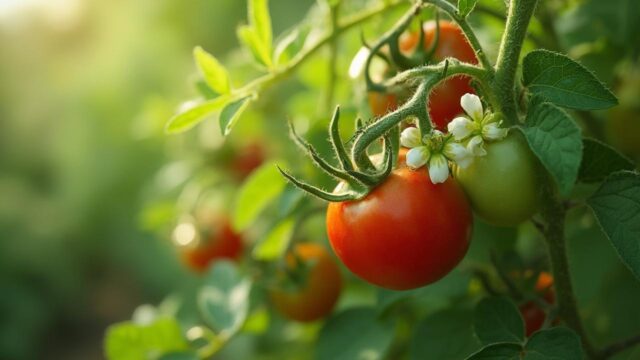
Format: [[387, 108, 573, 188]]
[[493, 0, 538, 124], [422, 0, 494, 73], [540, 188, 597, 358]]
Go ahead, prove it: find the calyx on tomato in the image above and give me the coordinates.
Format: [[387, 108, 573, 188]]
[[269, 243, 342, 322]]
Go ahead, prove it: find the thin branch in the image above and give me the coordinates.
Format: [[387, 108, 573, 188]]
[[598, 334, 640, 359]]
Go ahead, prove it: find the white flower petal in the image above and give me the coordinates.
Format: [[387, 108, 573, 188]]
[[447, 116, 476, 140], [428, 153, 450, 184], [482, 122, 508, 141], [444, 141, 474, 168], [400, 127, 422, 148], [467, 135, 487, 156], [406, 146, 430, 169], [460, 93, 483, 121]]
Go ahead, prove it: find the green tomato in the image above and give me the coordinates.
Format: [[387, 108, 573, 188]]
[[454, 131, 543, 227]]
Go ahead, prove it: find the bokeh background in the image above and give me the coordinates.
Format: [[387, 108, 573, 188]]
[[2, 0, 640, 359], [0, 0, 314, 358]]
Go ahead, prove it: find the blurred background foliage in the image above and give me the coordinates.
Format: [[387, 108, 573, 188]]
[[0, 0, 639, 359]]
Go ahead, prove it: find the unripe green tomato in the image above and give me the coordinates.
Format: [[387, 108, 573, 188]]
[[454, 131, 542, 227]]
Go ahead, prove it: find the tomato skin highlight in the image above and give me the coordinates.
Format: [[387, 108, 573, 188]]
[[269, 243, 342, 322], [326, 167, 472, 290], [181, 217, 243, 273], [368, 21, 478, 126], [454, 131, 542, 227], [519, 272, 555, 336]]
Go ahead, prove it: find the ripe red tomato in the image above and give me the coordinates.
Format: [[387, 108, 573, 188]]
[[368, 21, 478, 126], [519, 272, 555, 336], [326, 166, 472, 290], [230, 141, 265, 180], [179, 217, 243, 273], [269, 243, 342, 322], [454, 131, 542, 227]]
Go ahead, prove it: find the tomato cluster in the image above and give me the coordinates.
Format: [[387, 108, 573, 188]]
[[368, 20, 478, 129], [269, 243, 342, 322]]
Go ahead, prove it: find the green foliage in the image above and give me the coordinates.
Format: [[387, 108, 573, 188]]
[[198, 261, 251, 337], [411, 309, 481, 360], [474, 297, 525, 345], [466, 327, 584, 359], [219, 96, 254, 135], [165, 96, 234, 134], [232, 161, 287, 231], [193, 46, 231, 95], [238, 0, 274, 68], [104, 318, 189, 360], [578, 139, 634, 183], [522, 50, 617, 110], [522, 101, 583, 196], [457, 0, 478, 18], [316, 308, 393, 360], [588, 171, 640, 282], [252, 218, 294, 260]]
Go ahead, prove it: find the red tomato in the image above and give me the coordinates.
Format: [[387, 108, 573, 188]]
[[326, 167, 472, 290], [180, 217, 243, 273], [231, 141, 265, 180], [269, 243, 342, 322], [519, 272, 555, 336], [368, 21, 478, 127]]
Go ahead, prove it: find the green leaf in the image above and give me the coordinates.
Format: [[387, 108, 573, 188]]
[[317, 308, 393, 360], [193, 46, 231, 95], [252, 218, 294, 260], [522, 49, 617, 110], [458, 0, 478, 17], [198, 261, 251, 337], [474, 297, 525, 345], [104, 318, 189, 360], [465, 343, 522, 360], [524, 327, 584, 359], [232, 162, 287, 231], [578, 138, 634, 183], [522, 101, 583, 196], [237, 0, 273, 68], [411, 309, 481, 360], [587, 171, 640, 281], [219, 95, 253, 136], [249, 0, 272, 52], [165, 96, 232, 134], [274, 25, 310, 65]]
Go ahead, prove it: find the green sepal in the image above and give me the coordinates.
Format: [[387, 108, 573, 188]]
[[277, 166, 363, 202]]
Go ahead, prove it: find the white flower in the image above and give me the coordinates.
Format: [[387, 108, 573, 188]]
[[443, 141, 474, 169], [482, 122, 508, 141], [428, 153, 449, 184], [406, 146, 430, 169], [400, 127, 422, 148], [467, 135, 487, 156], [448, 116, 477, 141], [460, 93, 484, 122]]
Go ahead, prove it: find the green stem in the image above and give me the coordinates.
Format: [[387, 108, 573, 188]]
[[236, 0, 408, 96], [540, 189, 597, 358], [422, 0, 494, 73], [493, 0, 538, 124]]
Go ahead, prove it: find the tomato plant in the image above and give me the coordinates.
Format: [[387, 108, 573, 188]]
[[326, 166, 472, 290], [269, 243, 342, 322], [176, 217, 243, 273], [454, 131, 542, 226], [99, 0, 640, 359]]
